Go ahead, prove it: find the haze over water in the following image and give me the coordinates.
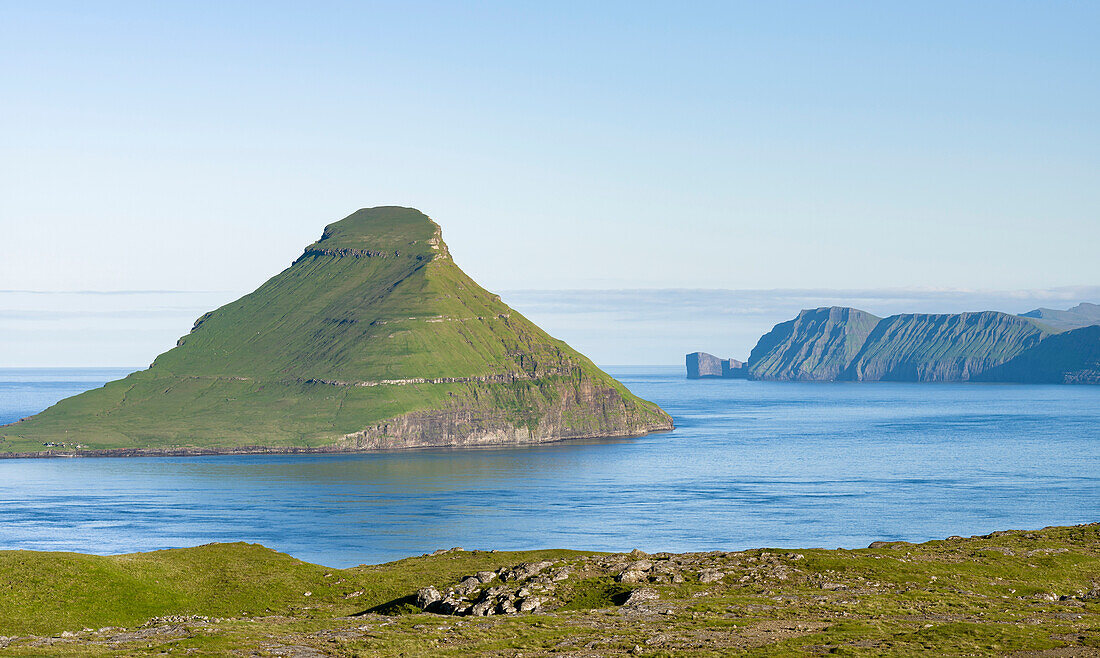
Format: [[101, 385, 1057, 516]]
[[1, 367, 1097, 568]]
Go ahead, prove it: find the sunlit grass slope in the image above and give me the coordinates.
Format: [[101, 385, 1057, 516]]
[[1, 525, 1098, 655], [0, 207, 671, 453]]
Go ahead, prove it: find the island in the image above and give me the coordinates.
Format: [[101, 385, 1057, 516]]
[[0, 207, 673, 456], [687, 303, 1100, 384]]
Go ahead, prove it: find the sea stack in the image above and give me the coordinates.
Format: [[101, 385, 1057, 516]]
[[1, 207, 673, 455], [686, 353, 747, 379]]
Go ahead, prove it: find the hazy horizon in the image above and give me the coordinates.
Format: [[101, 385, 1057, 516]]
[[3, 285, 1097, 368], [2, 2, 1097, 367]]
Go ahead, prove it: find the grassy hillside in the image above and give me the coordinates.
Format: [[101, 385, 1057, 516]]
[[1020, 302, 1100, 332], [0, 207, 671, 453], [1, 525, 1097, 655]]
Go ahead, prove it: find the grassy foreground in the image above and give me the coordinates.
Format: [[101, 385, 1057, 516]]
[[1, 525, 1098, 656]]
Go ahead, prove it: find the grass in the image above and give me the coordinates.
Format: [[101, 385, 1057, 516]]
[[0, 207, 670, 452], [0, 524, 1097, 655]]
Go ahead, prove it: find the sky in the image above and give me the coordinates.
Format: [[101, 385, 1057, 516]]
[[1, 2, 1097, 366]]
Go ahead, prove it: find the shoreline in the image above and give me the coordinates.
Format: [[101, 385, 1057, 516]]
[[0, 426, 674, 460]]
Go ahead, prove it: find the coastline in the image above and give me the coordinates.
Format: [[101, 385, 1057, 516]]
[[0, 425, 674, 460]]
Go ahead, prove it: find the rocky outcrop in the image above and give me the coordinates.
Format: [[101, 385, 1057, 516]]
[[405, 547, 804, 617], [747, 307, 881, 381], [340, 374, 673, 450], [722, 358, 748, 379], [686, 352, 723, 378], [686, 353, 747, 379]]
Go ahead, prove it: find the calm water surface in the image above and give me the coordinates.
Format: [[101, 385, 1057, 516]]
[[1, 367, 1097, 567]]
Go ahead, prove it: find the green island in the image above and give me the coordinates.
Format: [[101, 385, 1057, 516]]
[[0, 525, 1097, 656], [0, 207, 671, 456]]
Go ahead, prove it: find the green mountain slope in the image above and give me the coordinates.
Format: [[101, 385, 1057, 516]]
[[977, 325, 1100, 384], [746, 307, 882, 381], [1020, 302, 1100, 332], [841, 311, 1049, 382], [1, 207, 672, 454]]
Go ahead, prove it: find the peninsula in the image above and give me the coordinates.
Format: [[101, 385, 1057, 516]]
[[1, 207, 672, 456]]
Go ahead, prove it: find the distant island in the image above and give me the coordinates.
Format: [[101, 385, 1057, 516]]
[[1, 207, 672, 456], [688, 303, 1100, 384]]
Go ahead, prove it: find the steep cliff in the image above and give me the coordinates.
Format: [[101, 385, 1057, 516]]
[[747, 307, 882, 381], [1, 207, 672, 454], [976, 325, 1100, 384], [841, 311, 1049, 382], [743, 307, 1057, 383], [686, 352, 723, 378]]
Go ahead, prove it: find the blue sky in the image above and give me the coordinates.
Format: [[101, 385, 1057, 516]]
[[1, 2, 1097, 365]]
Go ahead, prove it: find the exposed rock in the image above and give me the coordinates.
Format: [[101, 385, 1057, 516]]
[[623, 588, 659, 607], [698, 569, 723, 583], [470, 600, 495, 616], [686, 352, 723, 378], [454, 577, 481, 597], [618, 570, 647, 584], [475, 571, 497, 584]]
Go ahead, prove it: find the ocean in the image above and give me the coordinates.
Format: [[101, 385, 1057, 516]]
[[1, 366, 1097, 567]]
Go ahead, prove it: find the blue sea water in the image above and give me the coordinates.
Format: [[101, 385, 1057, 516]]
[[0, 366, 1097, 567]]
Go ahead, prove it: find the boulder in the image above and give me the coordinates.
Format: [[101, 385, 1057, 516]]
[[415, 586, 441, 609], [698, 569, 723, 583], [623, 588, 659, 607]]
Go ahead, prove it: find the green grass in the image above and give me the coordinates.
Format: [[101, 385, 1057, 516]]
[[556, 576, 634, 610], [1, 525, 1097, 656], [1, 207, 671, 452], [0, 543, 589, 636]]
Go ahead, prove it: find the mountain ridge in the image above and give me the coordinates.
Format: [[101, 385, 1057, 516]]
[[691, 302, 1099, 384]]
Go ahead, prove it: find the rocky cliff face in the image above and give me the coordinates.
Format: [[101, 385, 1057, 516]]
[[721, 358, 747, 379], [841, 311, 1048, 382], [1, 207, 672, 454], [976, 325, 1100, 384], [747, 307, 881, 381], [743, 307, 1053, 383], [685, 353, 747, 379], [341, 374, 672, 449], [686, 352, 723, 378]]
